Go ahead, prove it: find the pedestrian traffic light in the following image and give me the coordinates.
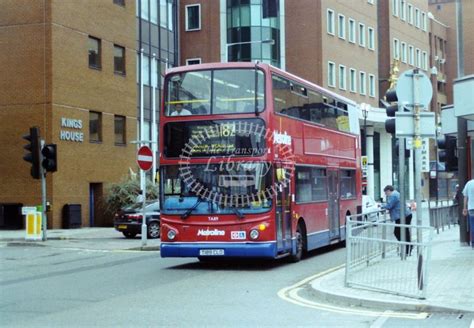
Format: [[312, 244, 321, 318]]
[[437, 135, 457, 171], [384, 88, 398, 134], [23, 127, 41, 179], [41, 144, 57, 172]]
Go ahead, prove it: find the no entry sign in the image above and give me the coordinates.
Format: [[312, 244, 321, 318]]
[[137, 146, 153, 171]]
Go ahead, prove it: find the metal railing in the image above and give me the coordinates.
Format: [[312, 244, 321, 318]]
[[345, 212, 434, 299], [429, 204, 459, 234]]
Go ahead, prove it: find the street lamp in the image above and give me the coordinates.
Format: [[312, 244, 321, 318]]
[[225, 39, 275, 63]]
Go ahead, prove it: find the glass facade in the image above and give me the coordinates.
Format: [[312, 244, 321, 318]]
[[136, 0, 178, 139], [226, 0, 281, 67]]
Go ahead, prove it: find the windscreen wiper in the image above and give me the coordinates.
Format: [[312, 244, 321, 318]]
[[181, 198, 203, 219], [230, 206, 244, 219]]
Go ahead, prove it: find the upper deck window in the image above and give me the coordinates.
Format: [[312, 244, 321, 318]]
[[165, 68, 265, 116], [272, 74, 350, 133]]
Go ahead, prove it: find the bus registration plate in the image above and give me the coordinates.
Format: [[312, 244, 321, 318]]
[[199, 249, 224, 256]]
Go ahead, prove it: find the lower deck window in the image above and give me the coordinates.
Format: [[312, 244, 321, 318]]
[[295, 166, 327, 203], [340, 170, 356, 199]]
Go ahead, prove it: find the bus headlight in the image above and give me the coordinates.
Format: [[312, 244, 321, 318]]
[[167, 230, 177, 240], [249, 229, 259, 240]]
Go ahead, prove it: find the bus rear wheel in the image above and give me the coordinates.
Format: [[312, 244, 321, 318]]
[[289, 224, 305, 262]]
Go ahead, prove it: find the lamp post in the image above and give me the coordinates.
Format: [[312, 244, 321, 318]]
[[361, 103, 370, 196], [225, 39, 275, 63]]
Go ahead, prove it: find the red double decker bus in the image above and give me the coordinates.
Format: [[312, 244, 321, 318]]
[[159, 62, 361, 262]]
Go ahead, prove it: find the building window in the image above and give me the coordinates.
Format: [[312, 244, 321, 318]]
[[88, 36, 101, 69], [400, 0, 406, 20], [408, 4, 413, 24], [185, 4, 201, 31], [359, 71, 366, 95], [338, 14, 345, 39], [408, 45, 414, 65], [89, 111, 102, 142], [358, 23, 366, 47], [368, 27, 375, 50], [348, 19, 356, 43], [369, 74, 376, 97], [350, 68, 357, 93], [393, 38, 400, 59], [421, 12, 427, 31], [327, 9, 335, 35], [137, 54, 151, 85], [328, 61, 336, 87], [422, 51, 428, 70], [416, 48, 421, 68], [401, 42, 407, 63], [392, 0, 399, 17], [113, 0, 125, 6], [114, 45, 126, 75], [415, 8, 420, 28], [139, 0, 149, 20], [186, 58, 202, 65], [114, 115, 126, 145], [339, 65, 346, 90]]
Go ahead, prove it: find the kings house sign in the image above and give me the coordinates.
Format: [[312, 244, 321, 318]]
[[60, 117, 84, 142]]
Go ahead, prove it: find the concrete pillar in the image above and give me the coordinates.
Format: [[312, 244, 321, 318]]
[[366, 126, 375, 200], [379, 132, 393, 201]]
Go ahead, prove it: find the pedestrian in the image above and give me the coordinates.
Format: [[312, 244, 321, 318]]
[[453, 184, 460, 205], [381, 185, 413, 255], [462, 178, 474, 249]]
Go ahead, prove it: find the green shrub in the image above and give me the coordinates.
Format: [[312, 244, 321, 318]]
[[104, 177, 159, 216]]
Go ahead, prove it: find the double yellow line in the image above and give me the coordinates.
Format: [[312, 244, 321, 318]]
[[277, 264, 428, 320]]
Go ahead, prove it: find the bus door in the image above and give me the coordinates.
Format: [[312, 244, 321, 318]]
[[275, 164, 292, 253], [327, 170, 340, 240]]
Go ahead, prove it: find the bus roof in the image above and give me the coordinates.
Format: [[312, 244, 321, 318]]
[[165, 62, 358, 107]]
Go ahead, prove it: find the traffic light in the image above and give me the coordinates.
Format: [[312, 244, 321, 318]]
[[23, 127, 41, 179], [384, 88, 398, 134], [41, 144, 57, 172], [437, 135, 457, 171]]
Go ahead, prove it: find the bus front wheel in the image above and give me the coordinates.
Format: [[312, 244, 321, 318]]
[[289, 224, 304, 262]]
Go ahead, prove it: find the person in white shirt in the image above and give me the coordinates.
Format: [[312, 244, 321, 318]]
[[462, 178, 474, 248], [171, 103, 192, 116]]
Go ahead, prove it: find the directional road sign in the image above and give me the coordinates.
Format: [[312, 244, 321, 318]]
[[395, 112, 436, 137], [396, 69, 433, 108], [137, 146, 153, 171]]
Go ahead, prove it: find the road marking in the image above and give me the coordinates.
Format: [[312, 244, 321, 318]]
[[277, 264, 428, 320], [369, 311, 392, 328], [45, 246, 159, 254]]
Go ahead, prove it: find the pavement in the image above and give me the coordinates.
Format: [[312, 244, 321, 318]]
[[311, 224, 474, 314], [0, 227, 160, 251], [1, 206, 473, 314]]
